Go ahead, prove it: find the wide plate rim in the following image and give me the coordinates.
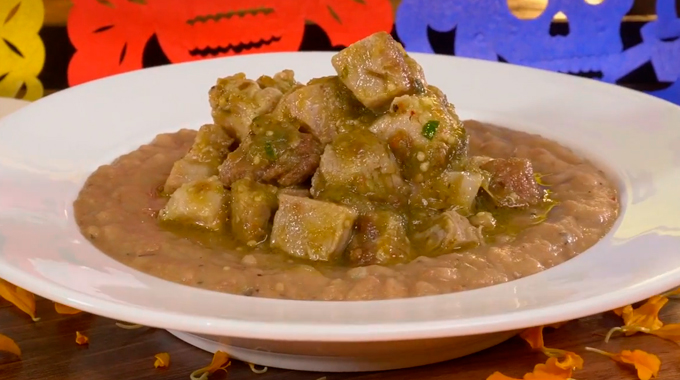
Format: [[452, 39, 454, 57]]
[[1, 52, 679, 342]]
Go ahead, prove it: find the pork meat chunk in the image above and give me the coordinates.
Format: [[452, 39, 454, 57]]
[[331, 31, 426, 111], [159, 176, 227, 231], [278, 76, 374, 144], [311, 129, 409, 207], [230, 178, 278, 246], [209, 72, 285, 141], [256, 69, 301, 94], [412, 209, 481, 256], [480, 157, 542, 208], [270, 195, 357, 262], [218, 117, 323, 188], [164, 124, 234, 194], [347, 209, 411, 266], [410, 170, 484, 214], [370, 92, 467, 181]]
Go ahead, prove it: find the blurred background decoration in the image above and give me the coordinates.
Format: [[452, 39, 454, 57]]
[[1, 0, 678, 104]]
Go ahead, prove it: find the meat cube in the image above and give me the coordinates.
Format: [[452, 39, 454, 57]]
[[311, 129, 409, 206], [480, 158, 542, 207], [277, 186, 310, 198], [347, 210, 411, 266], [278, 76, 375, 144], [412, 209, 481, 256], [370, 93, 468, 180], [410, 170, 483, 214], [331, 31, 426, 111], [164, 124, 234, 194], [218, 119, 323, 188], [270, 195, 357, 262], [209, 73, 284, 141], [159, 176, 227, 231], [256, 69, 301, 94], [230, 178, 279, 245]]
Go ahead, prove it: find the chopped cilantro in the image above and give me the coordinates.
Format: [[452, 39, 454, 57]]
[[421, 120, 440, 140], [264, 141, 276, 160]]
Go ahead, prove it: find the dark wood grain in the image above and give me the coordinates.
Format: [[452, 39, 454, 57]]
[[1, 295, 680, 380]]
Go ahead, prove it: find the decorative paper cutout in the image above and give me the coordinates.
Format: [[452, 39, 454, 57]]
[[67, 0, 393, 86], [0, 0, 45, 100], [395, 0, 680, 105]]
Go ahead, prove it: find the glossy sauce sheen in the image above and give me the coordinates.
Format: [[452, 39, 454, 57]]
[[73, 120, 619, 301]]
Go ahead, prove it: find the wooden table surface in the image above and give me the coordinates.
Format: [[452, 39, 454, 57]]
[[1, 294, 679, 380]]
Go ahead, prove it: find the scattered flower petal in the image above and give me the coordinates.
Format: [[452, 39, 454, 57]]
[[486, 357, 577, 380], [154, 352, 170, 368], [75, 331, 89, 345], [526, 357, 574, 379], [650, 323, 680, 343], [487, 372, 521, 380], [518, 325, 583, 368], [190, 350, 231, 380], [54, 303, 82, 315], [660, 287, 680, 298], [607, 296, 668, 341], [520, 326, 545, 351], [0, 333, 21, 357], [248, 362, 268, 374], [586, 347, 660, 380], [0, 279, 39, 321], [555, 351, 584, 371]]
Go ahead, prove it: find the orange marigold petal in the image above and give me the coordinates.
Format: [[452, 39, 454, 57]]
[[54, 302, 82, 315], [627, 296, 668, 331], [0, 279, 38, 321], [486, 371, 522, 380], [75, 331, 89, 345], [154, 352, 170, 368], [651, 323, 680, 343], [587, 347, 660, 380], [190, 350, 231, 380], [616, 350, 661, 380], [527, 357, 574, 379], [520, 326, 545, 351], [555, 351, 584, 371], [0, 333, 21, 357]]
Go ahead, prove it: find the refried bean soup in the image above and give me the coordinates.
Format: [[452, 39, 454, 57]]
[[74, 32, 620, 301]]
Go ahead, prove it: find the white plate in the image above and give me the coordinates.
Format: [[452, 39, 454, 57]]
[[1, 53, 680, 372]]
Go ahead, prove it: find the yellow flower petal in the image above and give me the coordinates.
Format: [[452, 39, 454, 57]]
[[607, 296, 668, 341], [554, 351, 584, 371], [75, 331, 89, 345], [526, 357, 574, 379], [486, 371, 521, 380], [650, 323, 680, 343], [154, 352, 170, 368], [617, 350, 661, 380], [626, 296, 668, 331], [0, 279, 38, 321], [0, 333, 21, 357], [586, 347, 660, 380], [190, 350, 231, 380], [54, 302, 82, 315], [488, 357, 576, 380], [520, 326, 545, 350]]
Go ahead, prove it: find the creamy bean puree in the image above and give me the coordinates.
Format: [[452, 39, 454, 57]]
[[74, 32, 619, 301]]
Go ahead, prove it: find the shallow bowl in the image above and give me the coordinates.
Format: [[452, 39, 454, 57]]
[[1, 52, 680, 372]]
